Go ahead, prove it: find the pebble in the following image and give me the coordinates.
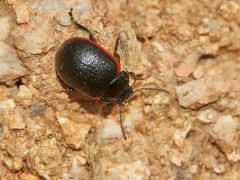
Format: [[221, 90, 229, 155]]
[[173, 122, 192, 147], [15, 85, 33, 106], [12, 2, 30, 24], [102, 119, 123, 139], [9, 107, 25, 130], [219, 1, 240, 20], [170, 149, 182, 167], [0, 42, 26, 85], [197, 109, 219, 123], [176, 75, 231, 109], [211, 115, 239, 154], [105, 160, 150, 180], [193, 66, 204, 79], [174, 61, 195, 77], [58, 116, 91, 149]]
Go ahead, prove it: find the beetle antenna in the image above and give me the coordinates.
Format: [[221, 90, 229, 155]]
[[120, 104, 127, 140], [133, 87, 169, 94]]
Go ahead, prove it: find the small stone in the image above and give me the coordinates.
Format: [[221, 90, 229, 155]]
[[58, 116, 91, 149], [55, 9, 72, 26], [15, 85, 33, 106], [12, 2, 30, 24], [173, 122, 192, 147], [69, 158, 82, 179], [202, 154, 225, 174], [193, 66, 204, 79], [9, 108, 25, 130], [213, 164, 225, 174], [104, 160, 150, 180], [0, 99, 16, 110], [2, 156, 23, 172], [0, 42, 26, 85], [211, 115, 239, 154], [227, 151, 240, 162], [174, 61, 195, 77], [219, 1, 240, 20], [197, 109, 219, 123], [189, 164, 198, 174], [170, 149, 182, 167], [102, 119, 123, 139], [176, 75, 231, 109], [16, 85, 33, 100], [19, 173, 40, 180]]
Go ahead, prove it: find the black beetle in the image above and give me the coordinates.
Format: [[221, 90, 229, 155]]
[[56, 11, 134, 105], [55, 9, 167, 140]]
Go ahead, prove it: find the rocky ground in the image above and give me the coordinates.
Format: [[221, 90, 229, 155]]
[[0, 0, 240, 179]]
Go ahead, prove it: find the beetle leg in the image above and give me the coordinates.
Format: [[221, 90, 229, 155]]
[[69, 8, 97, 42], [113, 38, 120, 62], [100, 96, 118, 104]]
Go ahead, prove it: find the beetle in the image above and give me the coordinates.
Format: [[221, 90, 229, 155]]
[[55, 9, 167, 140]]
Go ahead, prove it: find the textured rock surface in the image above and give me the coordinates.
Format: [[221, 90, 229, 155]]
[[1, 0, 240, 179]]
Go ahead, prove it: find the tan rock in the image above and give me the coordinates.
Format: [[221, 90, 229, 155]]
[[104, 160, 150, 180], [12, 2, 30, 24], [211, 115, 239, 154], [58, 116, 91, 149], [19, 173, 40, 180], [193, 66, 204, 79], [174, 61, 194, 77], [176, 75, 232, 109], [9, 108, 25, 130], [173, 121, 191, 147], [197, 109, 219, 123], [15, 85, 33, 106], [219, 1, 240, 20]]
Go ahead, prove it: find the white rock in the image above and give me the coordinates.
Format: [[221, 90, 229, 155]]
[[197, 109, 219, 123], [176, 75, 231, 109], [105, 160, 150, 180], [0, 42, 26, 85], [30, 0, 91, 13], [102, 119, 123, 139]]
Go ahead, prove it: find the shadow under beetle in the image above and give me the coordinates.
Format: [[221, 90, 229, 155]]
[[55, 9, 168, 140]]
